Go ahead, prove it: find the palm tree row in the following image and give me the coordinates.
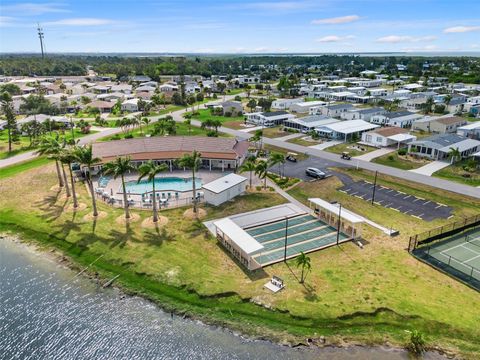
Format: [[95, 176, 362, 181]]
[[239, 152, 286, 190]]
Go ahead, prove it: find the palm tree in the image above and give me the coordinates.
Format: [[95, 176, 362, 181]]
[[138, 160, 168, 222], [250, 129, 264, 151], [184, 117, 192, 133], [1, 92, 16, 153], [269, 152, 286, 178], [74, 145, 101, 217], [102, 157, 136, 219], [59, 147, 79, 208], [58, 147, 71, 198], [295, 252, 311, 284], [177, 150, 202, 214], [37, 136, 64, 188], [448, 147, 461, 164], [141, 117, 151, 135], [239, 160, 256, 188], [255, 160, 268, 190]]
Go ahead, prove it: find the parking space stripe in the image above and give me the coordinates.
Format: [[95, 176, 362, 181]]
[[411, 215, 423, 220]]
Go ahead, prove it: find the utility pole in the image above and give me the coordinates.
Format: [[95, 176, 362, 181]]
[[371, 171, 378, 205], [336, 204, 342, 246], [37, 23, 45, 59]]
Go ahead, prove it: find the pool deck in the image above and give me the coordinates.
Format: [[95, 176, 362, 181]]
[[94, 170, 231, 207]]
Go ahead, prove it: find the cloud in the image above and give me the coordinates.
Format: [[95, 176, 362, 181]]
[[0, 2, 69, 15], [311, 15, 360, 25], [376, 35, 437, 43], [443, 26, 480, 33], [316, 35, 355, 42], [44, 18, 117, 26], [0, 16, 16, 27]]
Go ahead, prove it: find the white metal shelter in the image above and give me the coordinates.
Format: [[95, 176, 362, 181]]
[[308, 198, 364, 239]]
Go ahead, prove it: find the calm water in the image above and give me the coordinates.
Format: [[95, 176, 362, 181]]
[[122, 177, 202, 194], [0, 239, 445, 360]]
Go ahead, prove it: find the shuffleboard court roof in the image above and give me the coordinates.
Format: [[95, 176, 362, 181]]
[[213, 218, 264, 254], [309, 198, 364, 224]]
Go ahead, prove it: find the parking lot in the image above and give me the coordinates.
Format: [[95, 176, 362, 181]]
[[269, 156, 345, 181], [338, 179, 453, 221], [273, 158, 453, 222]]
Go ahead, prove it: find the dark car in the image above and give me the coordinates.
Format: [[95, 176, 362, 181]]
[[305, 167, 326, 179]]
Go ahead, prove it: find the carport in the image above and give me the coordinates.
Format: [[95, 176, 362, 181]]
[[308, 198, 364, 240]]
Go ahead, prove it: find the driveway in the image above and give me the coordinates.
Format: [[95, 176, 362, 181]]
[[275, 133, 304, 142], [353, 148, 396, 162], [409, 161, 451, 176], [307, 140, 342, 150]]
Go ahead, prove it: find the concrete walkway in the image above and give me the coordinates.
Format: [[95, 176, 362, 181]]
[[275, 133, 304, 142], [409, 160, 451, 176], [353, 148, 396, 162], [307, 140, 342, 150], [238, 126, 263, 133]]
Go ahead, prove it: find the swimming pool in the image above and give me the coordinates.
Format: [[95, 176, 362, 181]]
[[98, 176, 111, 188], [122, 177, 202, 194]]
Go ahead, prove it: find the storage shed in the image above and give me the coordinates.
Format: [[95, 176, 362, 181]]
[[202, 173, 247, 206]]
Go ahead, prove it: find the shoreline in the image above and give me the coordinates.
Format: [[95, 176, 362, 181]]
[[0, 233, 454, 358]]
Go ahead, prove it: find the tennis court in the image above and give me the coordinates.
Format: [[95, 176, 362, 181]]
[[245, 214, 348, 266], [413, 227, 480, 290]]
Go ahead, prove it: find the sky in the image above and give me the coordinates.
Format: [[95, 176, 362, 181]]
[[0, 0, 479, 54]]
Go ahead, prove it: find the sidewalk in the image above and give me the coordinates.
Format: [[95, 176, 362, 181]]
[[409, 160, 450, 176]]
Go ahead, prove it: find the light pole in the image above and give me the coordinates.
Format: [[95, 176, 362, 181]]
[[371, 171, 378, 205], [284, 216, 289, 262], [336, 204, 342, 246]]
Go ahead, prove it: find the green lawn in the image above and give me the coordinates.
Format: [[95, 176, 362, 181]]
[[99, 122, 231, 142], [287, 136, 321, 147], [186, 108, 245, 124], [1, 163, 479, 358], [0, 157, 50, 180], [372, 152, 427, 170], [433, 160, 480, 187], [325, 142, 377, 157], [0, 129, 97, 160]]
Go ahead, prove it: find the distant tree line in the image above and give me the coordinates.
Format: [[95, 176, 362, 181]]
[[0, 54, 479, 83]]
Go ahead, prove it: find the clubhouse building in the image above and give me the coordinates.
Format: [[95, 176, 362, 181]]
[[91, 136, 250, 173]]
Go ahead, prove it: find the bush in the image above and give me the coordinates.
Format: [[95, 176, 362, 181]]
[[124, 133, 134, 139], [224, 111, 232, 117], [111, 134, 121, 140], [388, 155, 395, 161], [407, 330, 426, 355], [234, 95, 242, 101], [206, 130, 218, 137], [397, 148, 407, 156]]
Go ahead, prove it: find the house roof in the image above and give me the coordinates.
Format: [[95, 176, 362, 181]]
[[92, 136, 250, 163], [87, 100, 115, 109], [288, 115, 338, 128], [411, 133, 465, 150], [368, 127, 409, 137], [439, 138, 480, 153], [458, 122, 480, 130], [202, 173, 247, 194], [262, 111, 289, 117], [316, 120, 379, 134], [435, 116, 466, 125]]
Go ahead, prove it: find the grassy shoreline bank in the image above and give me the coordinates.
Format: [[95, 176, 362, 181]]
[[0, 164, 479, 358]]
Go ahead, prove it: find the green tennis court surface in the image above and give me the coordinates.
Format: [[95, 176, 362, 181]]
[[413, 227, 480, 290], [248, 215, 349, 266]]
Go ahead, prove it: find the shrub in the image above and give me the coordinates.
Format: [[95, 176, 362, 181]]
[[224, 111, 232, 117], [388, 155, 395, 161], [124, 133, 134, 139], [407, 330, 426, 355], [397, 148, 407, 156], [206, 130, 218, 137]]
